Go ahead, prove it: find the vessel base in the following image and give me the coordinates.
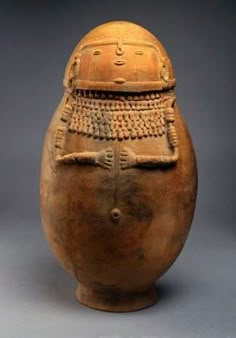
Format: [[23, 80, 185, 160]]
[[76, 283, 157, 312]]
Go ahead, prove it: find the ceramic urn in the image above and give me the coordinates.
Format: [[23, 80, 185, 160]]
[[40, 21, 197, 312]]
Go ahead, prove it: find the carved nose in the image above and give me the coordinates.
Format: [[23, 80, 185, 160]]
[[115, 44, 124, 56]]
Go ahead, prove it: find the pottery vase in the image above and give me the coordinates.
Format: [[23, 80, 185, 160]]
[[40, 21, 197, 312]]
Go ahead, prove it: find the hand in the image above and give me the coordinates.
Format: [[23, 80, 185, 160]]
[[95, 148, 114, 169], [120, 147, 137, 170]]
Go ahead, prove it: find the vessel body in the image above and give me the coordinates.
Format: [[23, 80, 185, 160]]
[[40, 21, 197, 312]]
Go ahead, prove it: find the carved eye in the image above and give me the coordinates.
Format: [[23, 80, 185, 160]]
[[135, 50, 143, 55], [93, 50, 102, 55]]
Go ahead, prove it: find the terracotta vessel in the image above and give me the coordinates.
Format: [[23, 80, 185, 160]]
[[40, 21, 197, 312]]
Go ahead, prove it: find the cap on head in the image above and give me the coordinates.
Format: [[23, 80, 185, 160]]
[[64, 21, 175, 93]]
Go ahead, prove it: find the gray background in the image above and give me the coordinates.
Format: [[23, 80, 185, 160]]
[[0, 0, 234, 337]]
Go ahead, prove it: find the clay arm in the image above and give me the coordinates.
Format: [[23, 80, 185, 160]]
[[120, 146, 179, 170], [120, 99, 179, 170], [56, 148, 113, 169]]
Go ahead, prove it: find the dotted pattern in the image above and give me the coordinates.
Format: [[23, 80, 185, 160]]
[[69, 93, 168, 141]]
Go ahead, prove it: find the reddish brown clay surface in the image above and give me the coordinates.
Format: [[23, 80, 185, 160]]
[[40, 21, 197, 312]]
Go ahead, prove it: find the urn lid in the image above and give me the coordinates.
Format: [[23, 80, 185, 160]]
[[64, 21, 176, 92]]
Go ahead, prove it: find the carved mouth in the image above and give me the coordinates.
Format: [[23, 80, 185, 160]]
[[114, 77, 126, 84], [114, 59, 126, 66]]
